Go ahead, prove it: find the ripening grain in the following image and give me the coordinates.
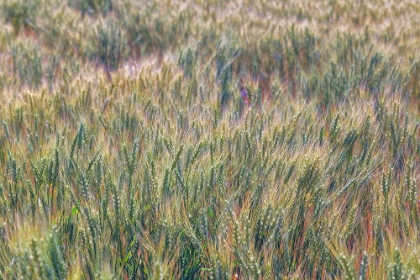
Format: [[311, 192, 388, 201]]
[[0, 0, 419, 279]]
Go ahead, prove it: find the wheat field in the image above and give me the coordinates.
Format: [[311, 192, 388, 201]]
[[0, 0, 420, 279]]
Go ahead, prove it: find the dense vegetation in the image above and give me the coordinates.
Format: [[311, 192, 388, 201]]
[[0, 0, 420, 278]]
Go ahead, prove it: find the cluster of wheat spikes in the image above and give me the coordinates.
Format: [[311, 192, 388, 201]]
[[0, 0, 419, 279]]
